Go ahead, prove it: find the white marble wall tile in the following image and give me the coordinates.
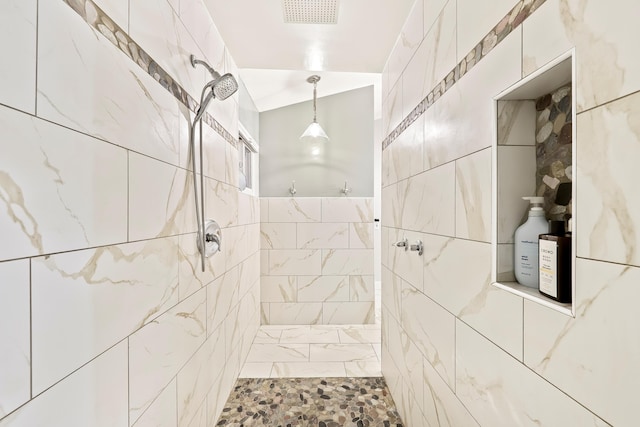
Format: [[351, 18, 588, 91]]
[[526, 0, 640, 111], [0, 0, 36, 114], [129, 153, 192, 241], [381, 226, 390, 268], [261, 303, 270, 324], [260, 223, 296, 249], [403, 0, 456, 117], [338, 328, 381, 345], [37, 0, 180, 166], [456, 321, 608, 426], [271, 362, 346, 378], [386, 0, 424, 92], [0, 341, 128, 427], [268, 249, 321, 276], [382, 81, 403, 138], [185, 403, 207, 427], [260, 199, 269, 222], [31, 237, 179, 394], [381, 267, 402, 322], [132, 380, 177, 427], [237, 193, 258, 227], [349, 223, 374, 249], [401, 282, 455, 387], [456, 0, 518, 61], [455, 148, 492, 242], [279, 326, 340, 344], [0, 260, 30, 417], [178, 232, 226, 300], [93, 0, 129, 32], [297, 223, 349, 249], [129, 289, 207, 424], [524, 259, 640, 427], [322, 302, 375, 325], [297, 275, 349, 302], [402, 164, 456, 235], [188, 121, 227, 184], [207, 267, 240, 333], [208, 98, 240, 143], [423, 0, 449, 36], [222, 224, 254, 271], [0, 107, 127, 261], [422, 236, 523, 358], [267, 198, 321, 223], [349, 275, 375, 302], [385, 117, 425, 183], [496, 145, 537, 244], [239, 362, 273, 378], [395, 330, 426, 408], [129, 0, 208, 100], [497, 100, 537, 146], [577, 92, 640, 267], [424, 30, 522, 170], [261, 275, 296, 302], [321, 249, 374, 275], [178, 0, 226, 71], [321, 198, 374, 223], [205, 178, 239, 229], [177, 341, 214, 427], [267, 303, 323, 325], [224, 143, 240, 188], [309, 344, 378, 363], [246, 343, 310, 363], [238, 251, 260, 299], [422, 356, 479, 427]]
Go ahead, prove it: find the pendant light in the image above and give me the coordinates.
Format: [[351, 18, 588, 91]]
[[300, 75, 329, 143]]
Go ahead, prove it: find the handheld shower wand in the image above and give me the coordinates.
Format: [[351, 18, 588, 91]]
[[189, 55, 239, 271]]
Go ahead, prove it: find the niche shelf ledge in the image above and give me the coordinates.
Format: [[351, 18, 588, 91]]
[[494, 281, 572, 316]]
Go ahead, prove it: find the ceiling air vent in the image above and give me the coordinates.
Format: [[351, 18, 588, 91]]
[[282, 0, 340, 24]]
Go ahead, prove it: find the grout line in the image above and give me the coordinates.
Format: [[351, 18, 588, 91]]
[[34, 0, 39, 117], [29, 257, 33, 399]]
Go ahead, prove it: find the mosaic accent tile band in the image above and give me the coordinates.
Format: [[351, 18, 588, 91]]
[[216, 377, 404, 426], [382, 0, 548, 150], [62, 0, 238, 148]]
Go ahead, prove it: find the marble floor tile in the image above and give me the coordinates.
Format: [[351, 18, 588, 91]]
[[253, 329, 282, 344], [271, 362, 346, 378]]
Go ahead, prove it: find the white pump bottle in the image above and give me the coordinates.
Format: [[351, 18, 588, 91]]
[[514, 196, 548, 288]]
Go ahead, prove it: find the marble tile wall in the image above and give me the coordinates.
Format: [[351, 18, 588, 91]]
[[381, 0, 638, 425], [261, 197, 375, 325], [0, 0, 259, 425]]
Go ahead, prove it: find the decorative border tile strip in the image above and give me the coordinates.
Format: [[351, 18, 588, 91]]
[[382, 0, 547, 150], [62, 0, 238, 148]]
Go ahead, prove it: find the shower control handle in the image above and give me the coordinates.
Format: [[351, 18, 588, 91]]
[[205, 232, 221, 249], [410, 240, 423, 256], [393, 238, 408, 251]]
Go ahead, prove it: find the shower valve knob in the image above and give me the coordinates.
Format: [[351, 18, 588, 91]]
[[410, 240, 423, 256], [393, 238, 409, 251]]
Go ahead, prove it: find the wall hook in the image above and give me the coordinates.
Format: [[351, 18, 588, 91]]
[[289, 180, 297, 196]]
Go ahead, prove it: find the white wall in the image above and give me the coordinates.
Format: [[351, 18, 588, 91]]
[[381, 0, 640, 426], [0, 0, 260, 425]]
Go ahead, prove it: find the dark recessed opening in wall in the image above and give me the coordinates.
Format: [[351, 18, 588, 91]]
[[492, 50, 576, 316]]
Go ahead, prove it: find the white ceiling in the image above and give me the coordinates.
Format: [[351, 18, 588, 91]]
[[204, 0, 417, 115]]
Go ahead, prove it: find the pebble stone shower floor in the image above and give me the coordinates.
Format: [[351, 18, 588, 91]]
[[215, 377, 404, 427]]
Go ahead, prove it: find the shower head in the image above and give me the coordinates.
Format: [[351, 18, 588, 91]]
[[190, 55, 239, 122]]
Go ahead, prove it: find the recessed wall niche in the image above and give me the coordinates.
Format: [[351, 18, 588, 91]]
[[492, 50, 575, 315]]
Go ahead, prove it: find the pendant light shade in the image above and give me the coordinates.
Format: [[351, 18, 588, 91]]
[[300, 75, 329, 143]]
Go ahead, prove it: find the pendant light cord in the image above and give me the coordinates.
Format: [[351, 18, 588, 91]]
[[313, 82, 317, 123]]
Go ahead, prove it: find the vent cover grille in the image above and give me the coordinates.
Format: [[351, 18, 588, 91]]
[[282, 0, 340, 24]]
